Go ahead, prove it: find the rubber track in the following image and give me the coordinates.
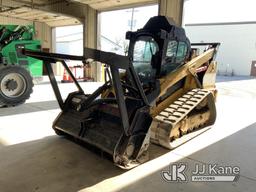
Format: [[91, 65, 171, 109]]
[[150, 89, 212, 149]]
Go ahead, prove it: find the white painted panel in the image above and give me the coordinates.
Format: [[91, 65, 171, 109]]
[[185, 24, 256, 76]]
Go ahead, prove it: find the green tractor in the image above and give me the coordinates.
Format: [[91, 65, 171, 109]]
[[0, 25, 42, 107]]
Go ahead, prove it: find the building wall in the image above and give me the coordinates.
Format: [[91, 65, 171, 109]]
[[34, 22, 52, 51], [0, 15, 32, 25], [185, 23, 256, 76]]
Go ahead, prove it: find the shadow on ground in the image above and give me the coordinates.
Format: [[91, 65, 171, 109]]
[[0, 133, 168, 192], [0, 100, 59, 116], [1, 123, 256, 192], [0, 136, 122, 192]]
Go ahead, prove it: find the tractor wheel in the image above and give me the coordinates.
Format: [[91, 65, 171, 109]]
[[0, 65, 33, 107]]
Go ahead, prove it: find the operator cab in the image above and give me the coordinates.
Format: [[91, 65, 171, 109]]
[[126, 16, 191, 85]]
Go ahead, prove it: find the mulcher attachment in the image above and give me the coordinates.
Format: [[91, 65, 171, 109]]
[[23, 48, 153, 169], [54, 97, 152, 168]]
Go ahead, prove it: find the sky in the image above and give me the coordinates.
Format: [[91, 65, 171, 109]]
[[184, 0, 256, 24]]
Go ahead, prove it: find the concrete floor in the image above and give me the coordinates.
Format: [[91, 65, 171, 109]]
[[0, 76, 256, 192]]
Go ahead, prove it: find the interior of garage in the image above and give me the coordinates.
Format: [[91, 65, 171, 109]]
[[0, 0, 256, 192]]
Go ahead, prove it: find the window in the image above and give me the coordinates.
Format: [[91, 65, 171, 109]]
[[162, 41, 188, 75], [133, 38, 158, 82], [176, 42, 188, 63], [166, 41, 188, 63], [166, 41, 178, 58], [133, 40, 157, 63]]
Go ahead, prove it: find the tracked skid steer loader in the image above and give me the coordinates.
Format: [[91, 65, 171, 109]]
[[24, 16, 219, 169]]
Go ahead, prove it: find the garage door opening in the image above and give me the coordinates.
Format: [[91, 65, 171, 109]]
[[52, 25, 84, 77], [55, 25, 83, 56], [99, 4, 158, 55]]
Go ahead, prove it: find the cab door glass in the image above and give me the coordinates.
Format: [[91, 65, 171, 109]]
[[133, 39, 158, 82]]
